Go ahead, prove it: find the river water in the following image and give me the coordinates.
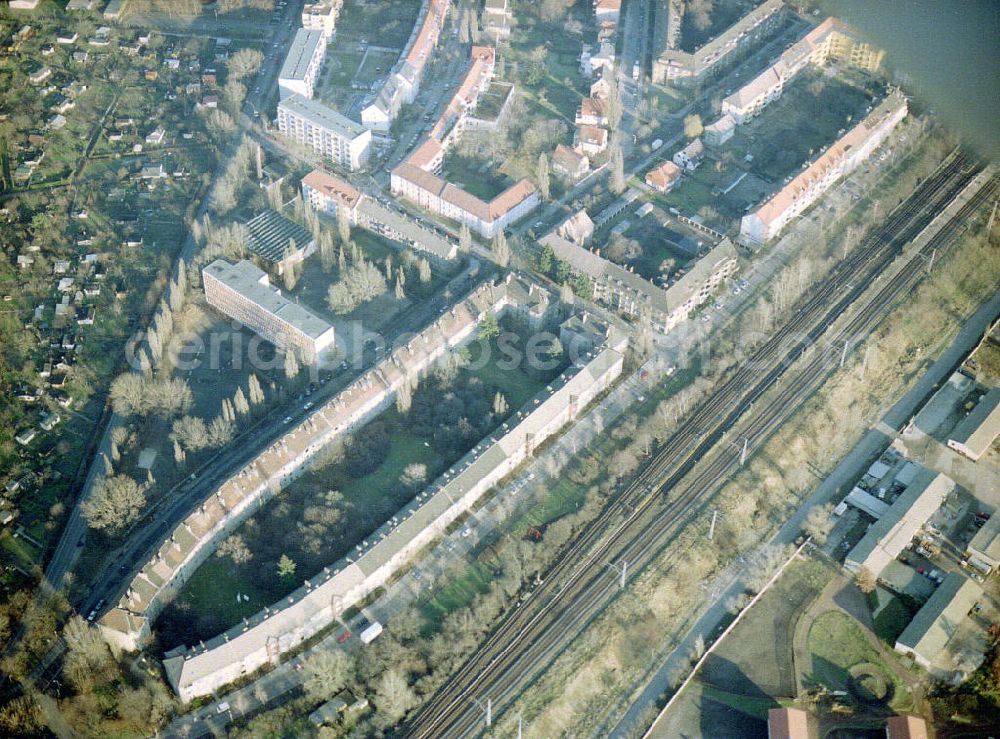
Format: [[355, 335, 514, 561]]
[[819, 0, 1000, 161]]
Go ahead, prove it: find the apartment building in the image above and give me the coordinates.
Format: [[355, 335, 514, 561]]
[[102, 278, 620, 702], [302, 169, 458, 260], [277, 94, 372, 170], [722, 17, 885, 125], [391, 164, 538, 238], [301, 1, 341, 40], [740, 92, 907, 244], [652, 0, 785, 86], [202, 260, 334, 363], [390, 46, 539, 237], [159, 305, 626, 701], [361, 0, 451, 131], [540, 232, 738, 332], [703, 113, 736, 146], [278, 29, 326, 100]]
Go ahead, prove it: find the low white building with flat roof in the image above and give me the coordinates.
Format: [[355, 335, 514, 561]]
[[202, 259, 334, 363], [277, 94, 371, 170], [947, 388, 1000, 462], [278, 29, 326, 100]]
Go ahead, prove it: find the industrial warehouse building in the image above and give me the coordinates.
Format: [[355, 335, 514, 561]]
[[277, 94, 372, 171], [844, 468, 954, 577], [966, 514, 1000, 574], [202, 259, 334, 363], [947, 387, 1000, 461], [895, 572, 984, 679]]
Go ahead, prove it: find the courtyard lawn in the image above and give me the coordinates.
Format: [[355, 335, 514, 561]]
[[873, 595, 915, 644], [180, 555, 277, 627], [337, 430, 442, 521], [467, 343, 549, 411], [442, 153, 514, 202], [743, 71, 876, 183], [160, 325, 555, 643]]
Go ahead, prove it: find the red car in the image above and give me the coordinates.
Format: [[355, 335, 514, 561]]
[[337, 630, 350, 644]]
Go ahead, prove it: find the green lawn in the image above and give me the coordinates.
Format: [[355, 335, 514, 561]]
[[467, 343, 548, 411], [807, 610, 911, 710], [1, 530, 39, 572], [873, 596, 915, 644], [180, 554, 277, 627], [699, 684, 780, 721], [441, 153, 513, 202], [337, 430, 440, 513]]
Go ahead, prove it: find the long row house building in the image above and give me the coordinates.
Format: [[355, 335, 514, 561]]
[[100, 276, 627, 702]]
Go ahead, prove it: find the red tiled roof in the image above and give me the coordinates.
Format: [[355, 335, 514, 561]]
[[302, 169, 362, 209]]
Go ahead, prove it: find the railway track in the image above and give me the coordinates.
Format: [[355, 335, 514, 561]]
[[405, 152, 990, 738]]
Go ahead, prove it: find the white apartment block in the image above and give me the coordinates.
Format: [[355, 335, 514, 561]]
[[278, 28, 326, 100], [302, 1, 341, 40], [740, 92, 906, 244], [202, 260, 335, 363], [277, 94, 372, 170]]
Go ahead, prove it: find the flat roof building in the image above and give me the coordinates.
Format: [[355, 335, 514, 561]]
[[845, 468, 954, 577], [277, 94, 371, 171], [202, 259, 334, 363], [895, 572, 984, 678], [278, 29, 326, 100], [245, 210, 316, 273], [966, 513, 1000, 573], [947, 387, 1000, 461]]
